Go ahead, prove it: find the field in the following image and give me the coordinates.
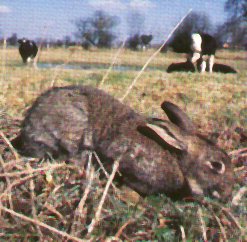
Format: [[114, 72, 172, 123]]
[[0, 45, 246, 241]]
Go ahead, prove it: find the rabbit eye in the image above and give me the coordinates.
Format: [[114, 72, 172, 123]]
[[205, 161, 225, 174]]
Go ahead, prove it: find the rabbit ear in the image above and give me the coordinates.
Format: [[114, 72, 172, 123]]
[[161, 101, 196, 133], [144, 119, 188, 151]]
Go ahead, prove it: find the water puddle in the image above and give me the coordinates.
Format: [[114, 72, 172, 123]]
[[37, 62, 164, 71]]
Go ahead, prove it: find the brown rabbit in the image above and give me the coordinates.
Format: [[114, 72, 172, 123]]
[[12, 85, 234, 201]]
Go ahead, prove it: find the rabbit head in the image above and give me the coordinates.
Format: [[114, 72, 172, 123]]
[[144, 101, 234, 201]]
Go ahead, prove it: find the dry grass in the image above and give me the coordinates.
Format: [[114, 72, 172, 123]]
[[0, 42, 246, 240]]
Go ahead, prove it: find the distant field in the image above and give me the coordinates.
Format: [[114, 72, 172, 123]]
[[1, 47, 246, 132], [0, 46, 246, 241]]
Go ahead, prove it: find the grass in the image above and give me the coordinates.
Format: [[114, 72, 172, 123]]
[[0, 45, 246, 241]]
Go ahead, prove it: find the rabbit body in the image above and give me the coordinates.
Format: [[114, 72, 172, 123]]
[[12, 85, 234, 200]]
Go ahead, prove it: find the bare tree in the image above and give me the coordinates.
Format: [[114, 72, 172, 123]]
[[215, 0, 246, 48], [75, 11, 119, 49], [126, 34, 153, 51], [225, 0, 247, 20], [166, 12, 212, 53], [64, 36, 71, 47], [127, 11, 145, 36], [126, 34, 140, 50], [7, 33, 18, 46]]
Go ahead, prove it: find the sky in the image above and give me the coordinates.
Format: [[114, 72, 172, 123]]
[[0, 0, 228, 43]]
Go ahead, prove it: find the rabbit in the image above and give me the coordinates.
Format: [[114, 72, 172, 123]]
[[12, 85, 234, 201]]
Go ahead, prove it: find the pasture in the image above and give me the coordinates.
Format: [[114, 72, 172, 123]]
[[0, 46, 246, 241]]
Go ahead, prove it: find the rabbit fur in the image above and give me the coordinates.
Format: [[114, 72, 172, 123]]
[[12, 85, 234, 200]]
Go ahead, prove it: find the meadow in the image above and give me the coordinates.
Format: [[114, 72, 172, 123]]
[[0, 45, 246, 241]]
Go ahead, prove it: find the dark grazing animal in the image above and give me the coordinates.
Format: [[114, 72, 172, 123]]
[[18, 38, 38, 63], [12, 85, 234, 201], [196, 59, 237, 73], [190, 33, 217, 73], [140, 34, 153, 50], [167, 60, 195, 73], [212, 63, 237, 73]]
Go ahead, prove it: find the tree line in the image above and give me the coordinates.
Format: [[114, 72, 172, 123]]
[[2, 0, 246, 50]]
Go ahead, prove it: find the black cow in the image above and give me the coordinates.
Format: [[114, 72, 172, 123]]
[[211, 63, 237, 73], [167, 60, 195, 73], [197, 59, 237, 73], [18, 38, 38, 63], [167, 58, 237, 74]]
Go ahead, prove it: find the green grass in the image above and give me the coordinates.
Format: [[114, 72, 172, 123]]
[[0, 46, 246, 241]]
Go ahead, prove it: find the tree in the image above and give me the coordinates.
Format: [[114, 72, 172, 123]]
[[164, 12, 212, 53], [215, 19, 246, 48], [7, 33, 18, 46], [75, 11, 119, 48], [55, 39, 63, 47], [225, 0, 247, 47], [126, 34, 153, 51], [127, 11, 145, 36], [126, 34, 141, 50], [217, 0, 247, 48], [225, 0, 247, 20], [64, 35, 71, 47]]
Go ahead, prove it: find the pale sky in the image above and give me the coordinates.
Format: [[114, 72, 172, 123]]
[[0, 0, 228, 43]]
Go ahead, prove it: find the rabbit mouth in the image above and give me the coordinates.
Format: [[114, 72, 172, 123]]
[[187, 178, 228, 200], [208, 187, 231, 201], [206, 187, 223, 200], [187, 178, 204, 197], [212, 190, 221, 199]]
